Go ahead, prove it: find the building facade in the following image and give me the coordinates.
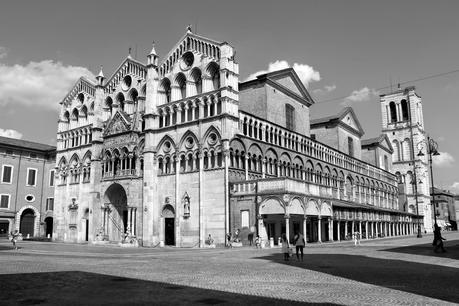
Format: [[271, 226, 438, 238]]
[[431, 187, 457, 230], [54, 29, 418, 247], [0, 136, 56, 238], [380, 87, 433, 232]]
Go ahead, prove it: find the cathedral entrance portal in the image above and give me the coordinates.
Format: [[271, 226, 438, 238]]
[[104, 183, 128, 242]]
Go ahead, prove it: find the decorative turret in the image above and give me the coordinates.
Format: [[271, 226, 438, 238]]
[[96, 66, 105, 87], [147, 42, 158, 67]]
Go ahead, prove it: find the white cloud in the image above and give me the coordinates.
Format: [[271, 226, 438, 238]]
[[450, 182, 459, 193], [313, 84, 336, 95], [0, 128, 23, 139], [0, 47, 7, 59], [0, 60, 94, 111], [246, 60, 320, 87], [342, 87, 379, 105], [433, 151, 455, 167]]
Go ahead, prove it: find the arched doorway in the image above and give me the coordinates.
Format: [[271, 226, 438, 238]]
[[20, 209, 35, 237], [162, 205, 175, 246], [104, 183, 128, 242], [44, 217, 53, 237], [259, 198, 285, 245]]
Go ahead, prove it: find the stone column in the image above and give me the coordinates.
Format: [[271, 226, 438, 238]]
[[358, 221, 362, 238], [127, 207, 132, 234], [262, 159, 266, 179], [344, 221, 348, 239], [337, 221, 341, 241], [303, 216, 307, 242], [133, 208, 137, 236], [244, 155, 249, 180], [329, 217, 333, 242], [318, 218, 322, 242], [285, 214, 290, 243], [365, 221, 369, 239]]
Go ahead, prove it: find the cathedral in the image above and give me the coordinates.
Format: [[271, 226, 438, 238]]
[[54, 28, 421, 247]]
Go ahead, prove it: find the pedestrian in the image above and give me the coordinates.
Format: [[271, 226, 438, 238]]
[[226, 232, 233, 248], [10, 230, 19, 250], [353, 231, 361, 246], [433, 224, 446, 253], [281, 233, 290, 261], [255, 235, 261, 249], [293, 231, 305, 261], [248, 225, 256, 246]]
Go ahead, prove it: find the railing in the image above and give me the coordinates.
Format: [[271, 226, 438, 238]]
[[102, 169, 143, 179], [230, 177, 399, 209], [238, 111, 398, 185]]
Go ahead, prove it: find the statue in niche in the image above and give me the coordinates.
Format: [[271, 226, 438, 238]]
[[183, 193, 190, 217]]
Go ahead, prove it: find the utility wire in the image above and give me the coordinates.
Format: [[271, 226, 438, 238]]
[[315, 68, 459, 104]]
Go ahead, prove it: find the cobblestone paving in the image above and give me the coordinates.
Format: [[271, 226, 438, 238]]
[[0, 232, 458, 305]]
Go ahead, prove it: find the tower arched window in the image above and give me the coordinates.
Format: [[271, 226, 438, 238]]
[[176, 73, 187, 100], [116, 92, 125, 111], [389, 102, 397, 123], [401, 99, 409, 121]]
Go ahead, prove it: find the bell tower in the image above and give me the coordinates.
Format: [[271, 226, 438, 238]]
[[380, 86, 433, 232]]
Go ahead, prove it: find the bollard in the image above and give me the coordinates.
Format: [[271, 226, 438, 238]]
[[269, 237, 274, 248], [47, 234, 50, 239], [27, 234, 30, 239]]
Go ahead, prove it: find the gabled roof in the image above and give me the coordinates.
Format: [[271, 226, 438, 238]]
[[61, 77, 95, 106], [104, 56, 146, 93], [103, 109, 133, 137], [310, 107, 365, 137], [239, 68, 315, 106], [361, 134, 393, 153], [159, 29, 225, 76], [0, 136, 56, 153]]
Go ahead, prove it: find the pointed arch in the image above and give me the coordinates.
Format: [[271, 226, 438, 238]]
[[190, 67, 202, 95], [128, 88, 138, 101], [157, 135, 176, 155], [159, 78, 171, 103], [175, 73, 187, 99], [179, 130, 199, 152], [206, 62, 220, 91]]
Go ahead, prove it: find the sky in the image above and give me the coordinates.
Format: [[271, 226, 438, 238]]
[[0, 0, 458, 192]]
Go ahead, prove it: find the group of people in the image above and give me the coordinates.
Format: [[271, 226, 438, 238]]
[[281, 231, 305, 261]]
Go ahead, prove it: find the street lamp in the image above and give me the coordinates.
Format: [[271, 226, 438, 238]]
[[417, 136, 440, 228]]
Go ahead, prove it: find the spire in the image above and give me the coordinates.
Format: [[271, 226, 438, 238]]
[[149, 41, 157, 56], [96, 65, 105, 86], [128, 47, 132, 59], [97, 65, 104, 78], [186, 24, 193, 34], [147, 41, 158, 67]]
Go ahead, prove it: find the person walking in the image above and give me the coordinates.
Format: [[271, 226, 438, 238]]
[[353, 231, 361, 246], [248, 225, 256, 246], [226, 232, 233, 248], [293, 231, 305, 261], [433, 224, 446, 253], [281, 234, 290, 261], [10, 230, 19, 250]]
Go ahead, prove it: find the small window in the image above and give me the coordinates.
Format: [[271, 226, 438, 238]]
[[348, 137, 354, 157], [26, 168, 37, 186], [384, 155, 389, 170], [0, 194, 10, 208], [241, 210, 249, 228], [46, 198, 54, 211], [1, 165, 13, 183], [285, 104, 295, 131], [49, 170, 55, 187], [25, 194, 35, 202]]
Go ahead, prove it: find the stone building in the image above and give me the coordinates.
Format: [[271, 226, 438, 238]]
[[54, 28, 418, 247], [380, 86, 433, 232], [0, 136, 56, 238], [431, 187, 457, 230]]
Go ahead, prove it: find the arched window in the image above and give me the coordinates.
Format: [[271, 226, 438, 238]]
[[191, 68, 202, 95], [116, 92, 125, 111], [160, 78, 171, 103], [207, 62, 220, 91], [176, 73, 187, 100], [389, 101, 397, 123], [105, 97, 113, 115], [401, 99, 409, 121]]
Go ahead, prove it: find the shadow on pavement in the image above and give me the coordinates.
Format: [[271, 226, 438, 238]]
[[258, 253, 459, 304], [382, 239, 459, 260], [0, 271, 336, 306]]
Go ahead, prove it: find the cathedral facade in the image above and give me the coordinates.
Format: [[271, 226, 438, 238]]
[[54, 29, 419, 247]]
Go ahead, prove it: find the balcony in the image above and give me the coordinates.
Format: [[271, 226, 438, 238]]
[[102, 169, 143, 180]]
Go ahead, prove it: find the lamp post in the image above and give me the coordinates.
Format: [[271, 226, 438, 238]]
[[417, 136, 440, 228], [410, 171, 423, 238]]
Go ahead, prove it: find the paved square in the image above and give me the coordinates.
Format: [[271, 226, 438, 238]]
[[1, 232, 458, 305]]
